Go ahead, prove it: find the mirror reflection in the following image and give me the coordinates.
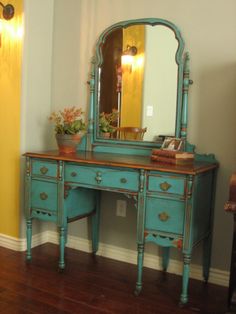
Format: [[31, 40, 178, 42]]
[[98, 24, 179, 142]]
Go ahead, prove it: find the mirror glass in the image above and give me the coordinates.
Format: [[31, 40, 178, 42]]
[[96, 23, 181, 142]]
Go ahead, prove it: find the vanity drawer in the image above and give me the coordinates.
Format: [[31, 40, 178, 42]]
[[31, 180, 58, 212], [31, 159, 58, 179], [145, 197, 184, 235], [148, 173, 185, 196], [65, 164, 139, 191]]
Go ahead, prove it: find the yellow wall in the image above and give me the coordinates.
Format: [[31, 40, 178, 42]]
[[0, 0, 23, 237], [121, 25, 145, 127]]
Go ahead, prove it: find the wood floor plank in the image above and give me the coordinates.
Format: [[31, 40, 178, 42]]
[[0, 244, 228, 313]]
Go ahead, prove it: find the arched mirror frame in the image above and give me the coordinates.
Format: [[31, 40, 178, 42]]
[[87, 18, 191, 155]]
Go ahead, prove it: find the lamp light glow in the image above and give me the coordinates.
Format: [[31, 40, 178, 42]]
[[121, 45, 138, 73], [0, 2, 15, 48]]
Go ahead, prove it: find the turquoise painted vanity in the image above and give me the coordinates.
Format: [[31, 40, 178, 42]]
[[24, 18, 218, 305]]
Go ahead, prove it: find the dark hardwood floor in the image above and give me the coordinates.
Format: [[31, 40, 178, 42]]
[[0, 243, 228, 313]]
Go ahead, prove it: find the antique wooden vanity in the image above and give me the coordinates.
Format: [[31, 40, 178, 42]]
[[24, 18, 218, 305]]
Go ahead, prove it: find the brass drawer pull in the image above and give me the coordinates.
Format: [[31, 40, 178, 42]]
[[160, 181, 172, 191], [71, 172, 77, 177], [120, 178, 127, 184], [158, 212, 169, 222], [95, 171, 102, 184], [40, 166, 48, 175], [40, 192, 48, 200]]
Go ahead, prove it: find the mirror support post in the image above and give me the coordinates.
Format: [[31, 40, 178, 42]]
[[86, 58, 96, 151], [181, 52, 193, 148]]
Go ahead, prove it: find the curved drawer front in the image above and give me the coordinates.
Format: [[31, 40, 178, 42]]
[[31, 160, 58, 179], [31, 180, 58, 212], [145, 197, 184, 235], [148, 173, 185, 196], [65, 165, 139, 191], [65, 188, 96, 220]]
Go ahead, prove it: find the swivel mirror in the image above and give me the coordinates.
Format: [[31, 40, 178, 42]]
[[87, 18, 191, 153]]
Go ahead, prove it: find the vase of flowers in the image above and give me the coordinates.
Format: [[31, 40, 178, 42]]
[[99, 109, 119, 138], [49, 106, 86, 153]]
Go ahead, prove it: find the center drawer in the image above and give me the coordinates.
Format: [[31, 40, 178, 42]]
[[145, 197, 184, 235], [65, 164, 139, 192]]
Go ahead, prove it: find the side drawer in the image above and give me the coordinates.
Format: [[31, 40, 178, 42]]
[[31, 159, 58, 179], [148, 173, 186, 196], [65, 164, 139, 192], [145, 197, 184, 235], [31, 180, 58, 212]]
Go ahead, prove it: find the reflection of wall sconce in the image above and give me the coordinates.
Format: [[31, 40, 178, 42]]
[[121, 45, 138, 73], [0, 2, 14, 20], [0, 2, 15, 47]]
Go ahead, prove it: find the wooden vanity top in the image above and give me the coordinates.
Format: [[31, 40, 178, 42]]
[[24, 150, 218, 175]]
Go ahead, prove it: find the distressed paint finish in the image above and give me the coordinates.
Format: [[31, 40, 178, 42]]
[[57, 160, 64, 227], [24, 157, 98, 270], [57, 161, 65, 270], [26, 219, 32, 261], [23, 18, 218, 306], [87, 18, 185, 155], [24, 150, 217, 304], [135, 169, 147, 295], [162, 247, 170, 271], [91, 191, 101, 253], [25, 157, 31, 220], [181, 53, 193, 143], [143, 167, 216, 304], [24, 151, 217, 175], [87, 57, 96, 152], [145, 233, 183, 249], [183, 175, 194, 252], [59, 227, 66, 270], [181, 175, 194, 304], [181, 253, 192, 304], [202, 168, 218, 283], [25, 157, 32, 260]]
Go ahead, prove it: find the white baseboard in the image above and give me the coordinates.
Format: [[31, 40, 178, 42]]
[[0, 231, 229, 287], [0, 232, 49, 251]]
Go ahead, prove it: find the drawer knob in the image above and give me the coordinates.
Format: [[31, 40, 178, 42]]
[[95, 171, 102, 184], [71, 172, 77, 177], [120, 178, 127, 184], [158, 212, 169, 222], [40, 166, 48, 175], [40, 192, 48, 200], [160, 181, 171, 191]]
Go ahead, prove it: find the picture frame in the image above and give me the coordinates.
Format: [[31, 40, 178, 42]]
[[161, 137, 184, 151]]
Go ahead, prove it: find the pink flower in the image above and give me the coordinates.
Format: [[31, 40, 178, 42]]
[[49, 106, 85, 135]]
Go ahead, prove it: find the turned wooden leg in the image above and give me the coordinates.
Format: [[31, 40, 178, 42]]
[[58, 227, 66, 270], [91, 192, 100, 254], [203, 233, 212, 282], [135, 243, 144, 296], [162, 247, 170, 271], [180, 253, 191, 304], [26, 219, 32, 261]]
